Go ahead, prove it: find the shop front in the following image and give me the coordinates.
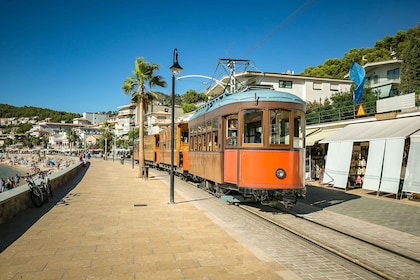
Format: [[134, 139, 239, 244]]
[[305, 128, 341, 180], [320, 116, 420, 197]]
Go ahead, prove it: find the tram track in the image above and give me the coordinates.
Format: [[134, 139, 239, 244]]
[[237, 203, 419, 280]]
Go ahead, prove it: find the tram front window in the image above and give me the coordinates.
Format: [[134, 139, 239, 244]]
[[293, 110, 305, 148], [243, 109, 263, 144], [270, 109, 290, 145]]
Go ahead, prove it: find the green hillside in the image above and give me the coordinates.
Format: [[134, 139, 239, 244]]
[[0, 104, 82, 123]]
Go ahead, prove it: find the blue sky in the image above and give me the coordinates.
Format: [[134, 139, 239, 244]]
[[0, 0, 419, 114]]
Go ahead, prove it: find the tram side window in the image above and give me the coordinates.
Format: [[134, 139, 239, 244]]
[[206, 132, 212, 151], [270, 109, 290, 145], [181, 130, 188, 143], [243, 109, 263, 144], [213, 118, 219, 151], [293, 110, 304, 148], [226, 115, 238, 146], [206, 120, 212, 151], [193, 135, 198, 151]]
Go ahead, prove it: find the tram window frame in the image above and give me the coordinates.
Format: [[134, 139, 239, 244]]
[[193, 135, 198, 151], [242, 109, 263, 146], [189, 135, 193, 150], [206, 120, 212, 151], [198, 134, 202, 151], [269, 109, 291, 146], [206, 132, 212, 151], [226, 115, 238, 147], [213, 118, 219, 151], [293, 110, 305, 148], [181, 129, 188, 144]]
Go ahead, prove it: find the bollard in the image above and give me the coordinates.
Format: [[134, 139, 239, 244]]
[[121, 157, 124, 165], [142, 166, 149, 180]]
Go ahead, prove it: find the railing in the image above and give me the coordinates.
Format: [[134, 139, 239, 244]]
[[306, 100, 377, 125]]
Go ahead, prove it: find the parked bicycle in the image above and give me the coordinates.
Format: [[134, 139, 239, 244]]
[[39, 170, 53, 202], [22, 170, 53, 207], [23, 172, 44, 207]]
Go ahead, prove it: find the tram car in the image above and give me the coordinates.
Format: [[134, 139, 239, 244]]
[[134, 122, 189, 171], [140, 87, 306, 207], [158, 122, 189, 172]]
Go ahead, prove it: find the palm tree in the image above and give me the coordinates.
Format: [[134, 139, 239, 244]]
[[122, 57, 166, 177], [100, 122, 112, 160], [66, 129, 78, 152]]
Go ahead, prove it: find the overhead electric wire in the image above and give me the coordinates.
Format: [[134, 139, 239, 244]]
[[240, 0, 318, 58]]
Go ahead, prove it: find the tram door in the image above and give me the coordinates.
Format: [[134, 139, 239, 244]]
[[224, 115, 239, 183]]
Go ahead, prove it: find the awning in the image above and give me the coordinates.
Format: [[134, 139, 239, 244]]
[[322, 141, 353, 188], [377, 84, 392, 98], [402, 130, 420, 194], [306, 129, 340, 146], [320, 116, 420, 143], [306, 127, 320, 136], [410, 130, 420, 140]]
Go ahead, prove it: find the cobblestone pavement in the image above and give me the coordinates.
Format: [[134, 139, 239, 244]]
[[0, 160, 290, 280], [0, 160, 419, 279]]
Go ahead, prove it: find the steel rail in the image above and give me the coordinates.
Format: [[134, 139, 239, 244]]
[[237, 204, 395, 280]]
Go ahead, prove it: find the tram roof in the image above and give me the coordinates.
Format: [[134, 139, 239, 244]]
[[190, 89, 305, 120]]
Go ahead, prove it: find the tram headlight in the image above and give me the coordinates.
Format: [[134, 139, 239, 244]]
[[275, 168, 286, 179]]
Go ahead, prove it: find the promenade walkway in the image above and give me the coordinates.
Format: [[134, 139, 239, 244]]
[[1, 158, 419, 279], [0, 159, 290, 279]]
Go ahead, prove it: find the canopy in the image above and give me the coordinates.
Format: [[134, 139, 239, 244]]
[[322, 141, 353, 188], [306, 128, 320, 136], [402, 130, 420, 194], [306, 129, 340, 146], [320, 116, 420, 143]]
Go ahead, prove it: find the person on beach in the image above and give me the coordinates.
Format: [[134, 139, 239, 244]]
[[15, 174, 20, 186], [0, 177, 5, 192], [6, 177, 15, 190]]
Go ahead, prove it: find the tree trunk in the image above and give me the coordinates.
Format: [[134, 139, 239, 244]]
[[138, 87, 145, 178]]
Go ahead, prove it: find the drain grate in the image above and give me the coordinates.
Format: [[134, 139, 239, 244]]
[[134, 204, 148, 207]]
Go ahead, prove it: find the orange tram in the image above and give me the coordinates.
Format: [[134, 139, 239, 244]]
[[136, 88, 307, 207]]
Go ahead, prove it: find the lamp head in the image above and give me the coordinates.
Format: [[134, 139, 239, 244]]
[[170, 48, 183, 75]]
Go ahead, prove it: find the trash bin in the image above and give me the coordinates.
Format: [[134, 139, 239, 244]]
[[142, 166, 149, 180]]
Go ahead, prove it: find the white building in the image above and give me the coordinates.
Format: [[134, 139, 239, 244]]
[[83, 112, 108, 125], [363, 59, 402, 98], [206, 70, 353, 104], [112, 104, 136, 137]]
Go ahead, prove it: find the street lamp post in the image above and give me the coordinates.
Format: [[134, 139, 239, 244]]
[[169, 48, 183, 204]]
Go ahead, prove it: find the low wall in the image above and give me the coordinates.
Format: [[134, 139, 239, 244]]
[[0, 162, 83, 224]]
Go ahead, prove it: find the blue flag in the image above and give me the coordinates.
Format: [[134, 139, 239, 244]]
[[349, 61, 365, 104]]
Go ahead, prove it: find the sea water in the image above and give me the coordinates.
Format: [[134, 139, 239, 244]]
[[0, 165, 24, 181]]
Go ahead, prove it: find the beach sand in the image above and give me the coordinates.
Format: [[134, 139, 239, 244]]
[[0, 153, 78, 187]]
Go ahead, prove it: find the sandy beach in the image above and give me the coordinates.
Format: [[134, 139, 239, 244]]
[[0, 153, 79, 188]]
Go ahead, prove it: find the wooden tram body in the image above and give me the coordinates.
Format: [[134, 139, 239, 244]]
[[158, 122, 189, 171], [138, 88, 307, 207], [188, 89, 306, 206], [135, 122, 189, 171]]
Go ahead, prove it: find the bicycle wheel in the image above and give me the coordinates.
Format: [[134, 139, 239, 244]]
[[46, 179, 53, 198], [40, 184, 49, 203], [44, 182, 52, 201], [30, 186, 44, 207]]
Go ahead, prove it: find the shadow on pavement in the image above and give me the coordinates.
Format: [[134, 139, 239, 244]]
[[300, 185, 361, 211], [0, 163, 90, 253]]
